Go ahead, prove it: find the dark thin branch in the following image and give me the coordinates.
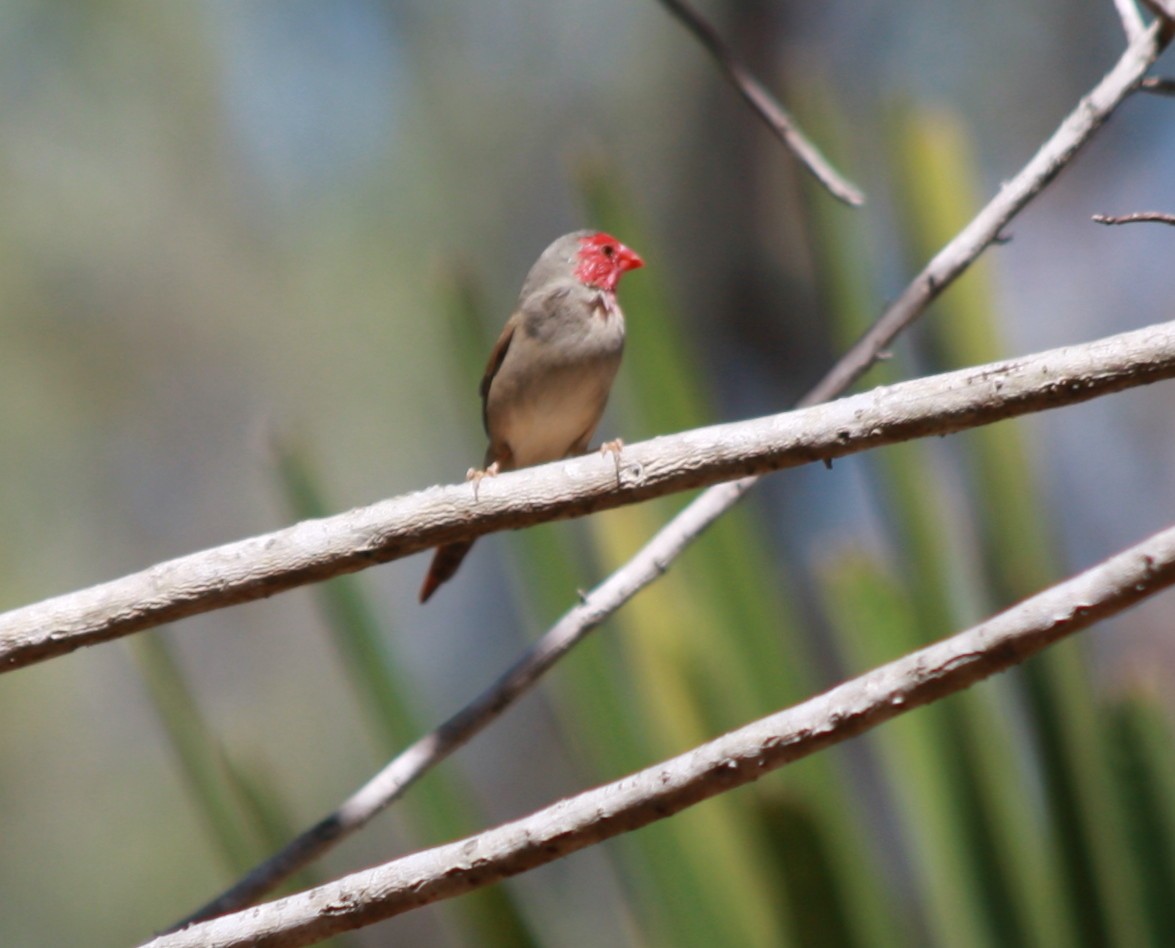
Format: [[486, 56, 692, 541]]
[[1140, 75, 1175, 94], [1093, 211, 1175, 225], [147, 521, 1175, 948], [168, 318, 1175, 929], [654, 0, 865, 206]]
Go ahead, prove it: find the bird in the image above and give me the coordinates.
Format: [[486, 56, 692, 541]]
[[419, 229, 644, 603]]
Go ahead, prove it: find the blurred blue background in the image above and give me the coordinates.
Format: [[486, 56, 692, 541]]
[[2, 1, 1175, 944]]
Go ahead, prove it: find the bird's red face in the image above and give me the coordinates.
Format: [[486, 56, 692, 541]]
[[575, 232, 644, 292]]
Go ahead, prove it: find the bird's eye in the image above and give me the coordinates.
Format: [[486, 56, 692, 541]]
[[603, 244, 615, 256]]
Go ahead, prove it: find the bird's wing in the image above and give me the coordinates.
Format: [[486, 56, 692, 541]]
[[480, 317, 516, 436]]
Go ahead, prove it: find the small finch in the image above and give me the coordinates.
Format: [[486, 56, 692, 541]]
[[419, 230, 644, 602]]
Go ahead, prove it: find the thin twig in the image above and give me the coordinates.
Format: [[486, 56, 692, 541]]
[[167, 318, 1175, 929], [1113, 0, 1146, 40], [802, 19, 1166, 405], [1140, 75, 1175, 94], [1093, 210, 1175, 225], [5, 320, 1175, 679], [147, 521, 1175, 948], [654, 0, 865, 206]]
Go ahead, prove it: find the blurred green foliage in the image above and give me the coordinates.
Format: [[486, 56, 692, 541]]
[[4, 4, 1175, 947]]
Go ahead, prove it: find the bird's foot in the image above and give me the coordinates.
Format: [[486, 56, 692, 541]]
[[599, 438, 624, 482], [466, 461, 500, 502]]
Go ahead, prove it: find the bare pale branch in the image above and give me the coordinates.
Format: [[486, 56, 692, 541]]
[[1113, 0, 1147, 40], [146, 521, 1175, 948], [654, 0, 864, 206], [7, 19, 1173, 940], [164, 316, 1175, 926], [3, 320, 1174, 677], [524, 21, 1170, 750]]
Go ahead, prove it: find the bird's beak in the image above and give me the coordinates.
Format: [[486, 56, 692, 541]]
[[616, 244, 644, 272]]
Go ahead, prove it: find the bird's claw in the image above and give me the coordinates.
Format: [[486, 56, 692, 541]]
[[599, 438, 624, 482], [466, 461, 500, 502]]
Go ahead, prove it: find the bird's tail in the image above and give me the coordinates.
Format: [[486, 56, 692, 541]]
[[419, 539, 476, 603]]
